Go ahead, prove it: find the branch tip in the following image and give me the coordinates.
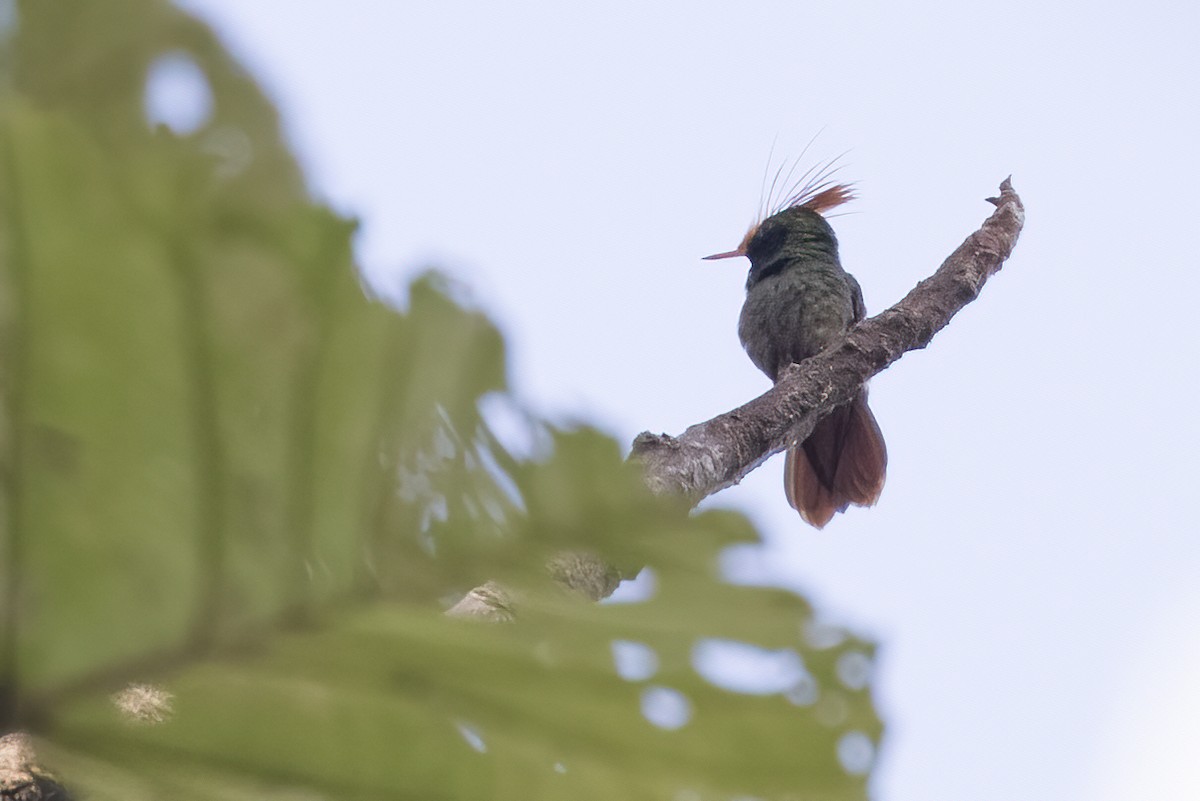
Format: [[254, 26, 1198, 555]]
[[631, 431, 676, 456], [986, 176, 1022, 216]]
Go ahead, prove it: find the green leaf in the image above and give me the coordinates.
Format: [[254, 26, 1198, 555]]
[[0, 3, 883, 799]]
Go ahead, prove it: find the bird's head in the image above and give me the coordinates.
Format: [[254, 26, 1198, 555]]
[[703, 182, 855, 264]]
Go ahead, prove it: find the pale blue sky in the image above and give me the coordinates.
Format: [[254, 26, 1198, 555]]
[[171, 2, 1200, 798]]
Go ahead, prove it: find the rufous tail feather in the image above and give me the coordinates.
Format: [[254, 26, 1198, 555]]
[[784, 392, 886, 529]]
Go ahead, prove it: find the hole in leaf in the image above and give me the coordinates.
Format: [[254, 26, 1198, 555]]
[[480, 391, 544, 462], [603, 566, 656, 604], [454, 720, 488, 753], [803, 620, 847, 650], [835, 649, 872, 691], [786, 674, 820, 706], [0, 0, 16, 40], [611, 640, 659, 682], [640, 686, 692, 730], [692, 639, 808, 695], [716, 543, 763, 583], [472, 434, 524, 514], [144, 51, 214, 135], [836, 730, 875, 775]]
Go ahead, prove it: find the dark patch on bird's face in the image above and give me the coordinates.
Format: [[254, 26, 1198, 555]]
[[745, 219, 787, 266], [743, 207, 840, 288], [748, 208, 835, 262]]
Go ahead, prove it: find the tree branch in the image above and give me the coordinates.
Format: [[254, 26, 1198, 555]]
[[445, 581, 516, 622], [450, 179, 1022, 618], [631, 178, 1024, 504]]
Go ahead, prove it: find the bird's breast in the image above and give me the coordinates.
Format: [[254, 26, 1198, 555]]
[[738, 264, 858, 382]]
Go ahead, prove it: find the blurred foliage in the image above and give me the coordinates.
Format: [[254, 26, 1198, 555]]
[[0, 1, 882, 799]]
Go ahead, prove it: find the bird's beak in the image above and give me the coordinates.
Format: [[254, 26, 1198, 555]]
[[702, 249, 745, 261]]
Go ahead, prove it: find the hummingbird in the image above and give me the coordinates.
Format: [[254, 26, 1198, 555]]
[[704, 163, 886, 528]]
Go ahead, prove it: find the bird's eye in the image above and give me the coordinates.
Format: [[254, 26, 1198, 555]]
[[746, 223, 785, 260]]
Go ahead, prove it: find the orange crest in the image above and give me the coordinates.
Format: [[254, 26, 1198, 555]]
[[704, 152, 856, 261]]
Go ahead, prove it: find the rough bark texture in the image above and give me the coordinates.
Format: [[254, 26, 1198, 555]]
[[545, 551, 623, 602], [0, 734, 71, 801], [631, 178, 1024, 503], [445, 554, 621, 621], [445, 581, 516, 622], [451, 179, 1023, 619]]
